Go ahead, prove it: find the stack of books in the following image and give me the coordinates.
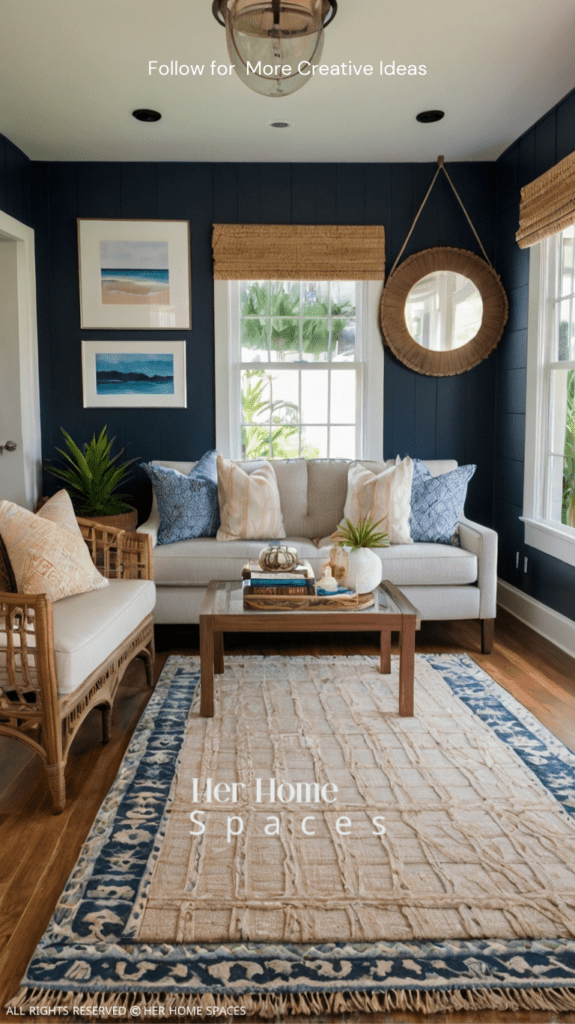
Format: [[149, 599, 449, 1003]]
[[242, 559, 316, 597]]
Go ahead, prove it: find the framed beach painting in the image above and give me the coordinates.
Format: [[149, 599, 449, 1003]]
[[82, 340, 187, 408], [78, 219, 191, 329]]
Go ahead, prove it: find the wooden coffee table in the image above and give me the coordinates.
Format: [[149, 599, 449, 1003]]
[[199, 580, 421, 718]]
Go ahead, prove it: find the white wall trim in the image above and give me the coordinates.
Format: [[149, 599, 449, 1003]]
[[497, 577, 575, 658], [521, 516, 575, 568], [364, 280, 384, 461], [0, 209, 41, 510], [214, 279, 233, 459], [523, 243, 544, 524]]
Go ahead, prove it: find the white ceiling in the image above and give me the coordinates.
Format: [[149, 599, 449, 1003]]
[[2, 0, 575, 163]]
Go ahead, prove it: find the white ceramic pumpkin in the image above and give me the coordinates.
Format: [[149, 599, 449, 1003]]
[[259, 543, 299, 571]]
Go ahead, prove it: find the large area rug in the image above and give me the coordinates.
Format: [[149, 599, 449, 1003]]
[[9, 653, 575, 1016]]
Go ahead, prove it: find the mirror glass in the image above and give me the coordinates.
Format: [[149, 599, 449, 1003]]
[[405, 271, 483, 351]]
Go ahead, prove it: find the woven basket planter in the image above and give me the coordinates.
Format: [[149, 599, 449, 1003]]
[[81, 507, 138, 532], [36, 497, 138, 533]]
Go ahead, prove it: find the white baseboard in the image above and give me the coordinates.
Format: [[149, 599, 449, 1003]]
[[497, 578, 575, 658]]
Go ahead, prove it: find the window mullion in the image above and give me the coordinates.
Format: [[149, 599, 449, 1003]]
[[298, 366, 302, 458]]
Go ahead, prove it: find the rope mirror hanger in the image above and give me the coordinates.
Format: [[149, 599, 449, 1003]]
[[380, 156, 508, 377]]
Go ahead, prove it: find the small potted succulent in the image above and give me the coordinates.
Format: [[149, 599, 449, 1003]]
[[45, 425, 139, 531], [332, 515, 389, 594]]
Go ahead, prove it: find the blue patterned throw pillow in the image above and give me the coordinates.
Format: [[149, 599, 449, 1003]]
[[410, 460, 476, 544], [141, 451, 220, 545]]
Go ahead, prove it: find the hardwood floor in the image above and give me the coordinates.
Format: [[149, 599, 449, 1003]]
[[1, 609, 574, 1023]]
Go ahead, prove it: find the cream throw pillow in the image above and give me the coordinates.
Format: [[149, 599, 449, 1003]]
[[0, 490, 108, 601], [339, 457, 414, 546], [216, 456, 286, 542]]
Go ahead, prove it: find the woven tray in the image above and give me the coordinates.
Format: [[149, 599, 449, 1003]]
[[243, 591, 375, 612]]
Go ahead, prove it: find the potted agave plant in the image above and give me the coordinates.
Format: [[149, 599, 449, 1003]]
[[332, 515, 390, 594], [45, 426, 139, 531]]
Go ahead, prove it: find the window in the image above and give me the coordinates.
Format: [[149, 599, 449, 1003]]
[[214, 279, 383, 461], [523, 223, 575, 566]]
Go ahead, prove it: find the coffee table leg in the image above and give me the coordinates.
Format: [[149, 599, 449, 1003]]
[[214, 631, 224, 674], [398, 617, 416, 716], [380, 631, 391, 674], [199, 616, 215, 717]]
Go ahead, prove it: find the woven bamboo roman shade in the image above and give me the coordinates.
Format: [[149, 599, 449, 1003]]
[[212, 224, 385, 280], [516, 150, 575, 249]]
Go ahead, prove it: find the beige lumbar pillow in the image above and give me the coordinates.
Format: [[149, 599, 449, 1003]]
[[0, 490, 108, 601], [339, 457, 414, 546], [216, 456, 286, 542]]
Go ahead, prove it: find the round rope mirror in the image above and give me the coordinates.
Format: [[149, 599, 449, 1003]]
[[380, 247, 508, 376]]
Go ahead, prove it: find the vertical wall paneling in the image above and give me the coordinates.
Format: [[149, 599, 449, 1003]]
[[260, 163, 292, 222], [0, 137, 8, 214], [17, 151, 497, 527], [291, 164, 319, 224], [413, 375, 437, 462], [157, 163, 214, 462], [237, 164, 262, 222], [213, 164, 238, 224], [0, 134, 31, 226], [556, 91, 575, 164], [120, 164, 158, 218], [77, 164, 124, 452], [335, 165, 365, 224], [495, 83, 575, 622]]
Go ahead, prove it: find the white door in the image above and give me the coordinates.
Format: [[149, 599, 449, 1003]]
[[0, 211, 41, 509]]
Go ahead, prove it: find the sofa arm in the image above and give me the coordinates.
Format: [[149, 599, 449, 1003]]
[[0, 592, 58, 728], [137, 515, 158, 549], [458, 516, 498, 619], [77, 520, 154, 581]]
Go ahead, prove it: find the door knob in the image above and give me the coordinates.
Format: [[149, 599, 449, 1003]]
[[0, 441, 17, 455]]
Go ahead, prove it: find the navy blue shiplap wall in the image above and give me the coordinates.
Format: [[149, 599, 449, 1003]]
[[494, 86, 575, 622], [0, 133, 31, 226], [32, 159, 497, 523]]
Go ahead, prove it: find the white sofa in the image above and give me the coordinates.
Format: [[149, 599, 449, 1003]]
[[138, 458, 498, 652]]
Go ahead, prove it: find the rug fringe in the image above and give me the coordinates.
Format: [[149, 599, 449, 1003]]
[[7, 984, 575, 1017]]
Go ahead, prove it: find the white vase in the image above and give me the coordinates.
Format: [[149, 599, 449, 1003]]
[[343, 547, 383, 594]]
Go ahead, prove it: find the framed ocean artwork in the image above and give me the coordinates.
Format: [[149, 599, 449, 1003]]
[[77, 219, 191, 329], [82, 340, 187, 408]]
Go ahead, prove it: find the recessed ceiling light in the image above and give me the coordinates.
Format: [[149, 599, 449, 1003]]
[[269, 121, 293, 129], [416, 110, 445, 124], [132, 109, 162, 122]]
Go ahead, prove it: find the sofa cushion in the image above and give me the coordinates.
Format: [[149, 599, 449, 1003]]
[[152, 537, 323, 586], [142, 451, 220, 544], [141, 458, 460, 543], [317, 537, 478, 586], [0, 492, 108, 602], [53, 579, 156, 696], [217, 456, 286, 541], [410, 462, 476, 543], [241, 459, 308, 538], [340, 457, 414, 545], [0, 534, 16, 592]]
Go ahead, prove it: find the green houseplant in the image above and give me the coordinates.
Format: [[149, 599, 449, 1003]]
[[332, 515, 389, 594], [46, 426, 139, 530]]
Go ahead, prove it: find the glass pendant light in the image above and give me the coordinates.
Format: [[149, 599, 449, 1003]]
[[212, 0, 337, 98]]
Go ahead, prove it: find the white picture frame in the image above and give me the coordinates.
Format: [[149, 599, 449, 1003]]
[[82, 340, 187, 408], [78, 219, 191, 329]]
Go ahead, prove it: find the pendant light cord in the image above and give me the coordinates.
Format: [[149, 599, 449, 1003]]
[[389, 155, 493, 278]]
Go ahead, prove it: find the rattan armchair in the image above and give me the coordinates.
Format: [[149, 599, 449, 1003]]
[[0, 520, 155, 814]]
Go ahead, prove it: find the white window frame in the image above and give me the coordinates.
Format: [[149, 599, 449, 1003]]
[[214, 279, 384, 461], [522, 236, 575, 567]]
